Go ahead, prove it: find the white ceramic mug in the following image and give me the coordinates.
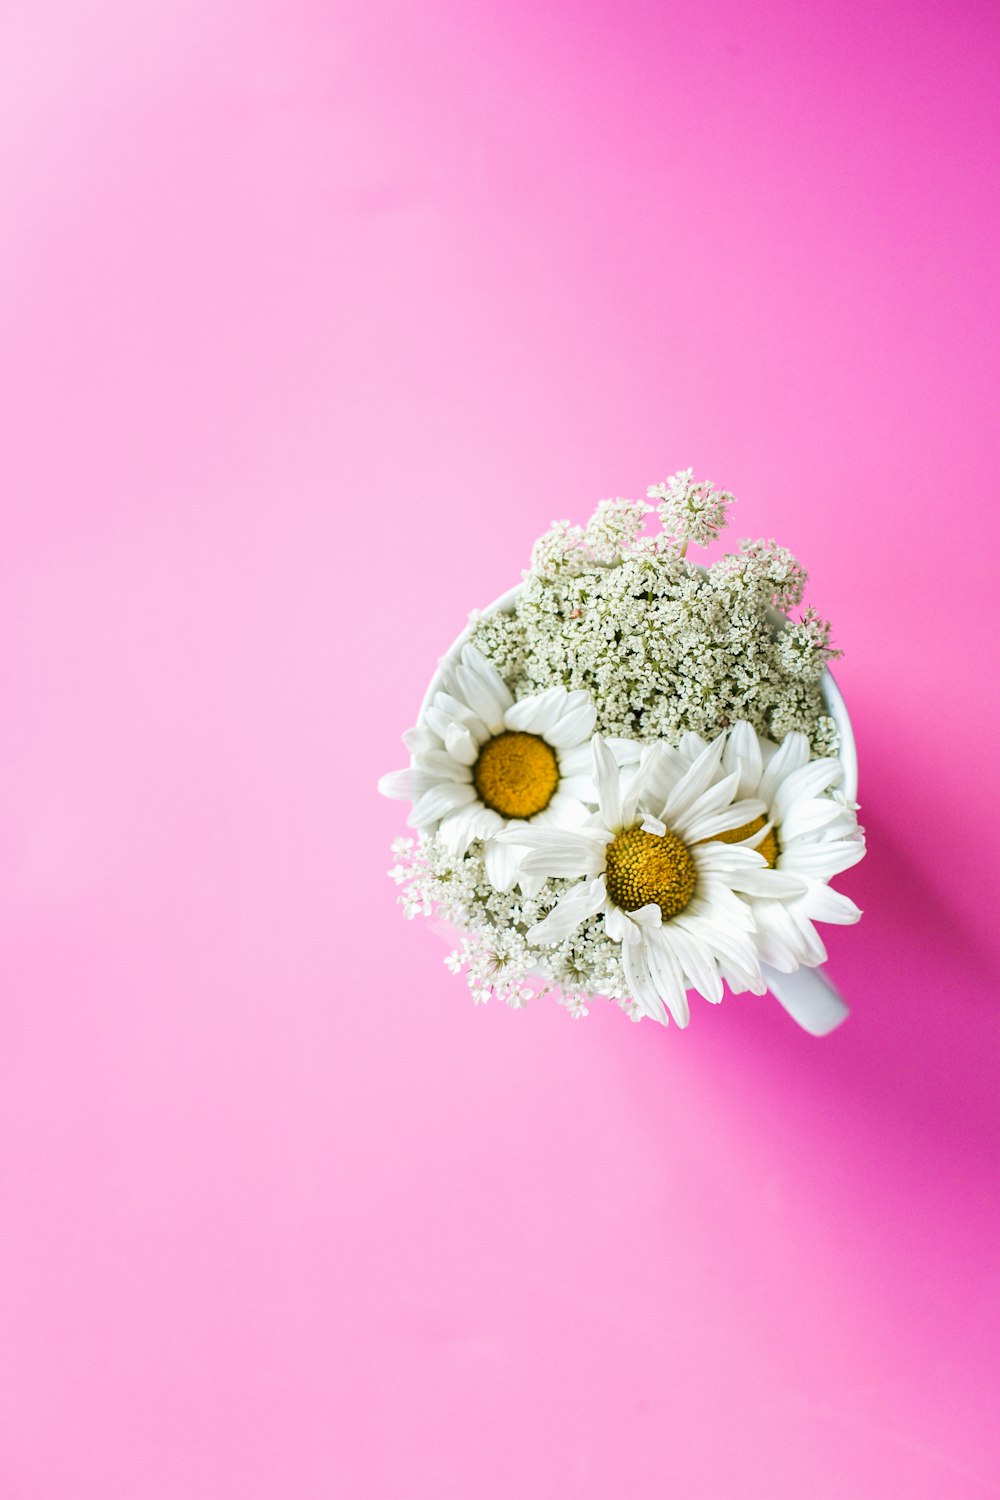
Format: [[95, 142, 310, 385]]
[[422, 586, 857, 1036]]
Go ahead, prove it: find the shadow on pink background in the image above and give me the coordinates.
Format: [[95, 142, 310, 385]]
[[2, 1, 999, 1495]]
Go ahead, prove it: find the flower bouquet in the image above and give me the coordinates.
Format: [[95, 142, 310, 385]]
[[379, 471, 865, 1033]]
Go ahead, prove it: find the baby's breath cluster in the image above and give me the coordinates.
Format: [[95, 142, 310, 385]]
[[471, 472, 838, 756]]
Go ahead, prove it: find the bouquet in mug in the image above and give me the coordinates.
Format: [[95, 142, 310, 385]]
[[379, 470, 865, 1032]]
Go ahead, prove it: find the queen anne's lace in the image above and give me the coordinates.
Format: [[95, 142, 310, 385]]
[[647, 467, 733, 551], [471, 477, 839, 756], [389, 835, 635, 1014]]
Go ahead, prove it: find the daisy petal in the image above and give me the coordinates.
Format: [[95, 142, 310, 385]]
[[693, 842, 768, 876], [728, 865, 808, 898], [431, 694, 491, 744], [784, 808, 860, 844], [543, 791, 592, 828], [771, 759, 843, 826], [788, 906, 828, 966], [528, 875, 607, 944], [438, 804, 503, 856], [681, 920, 764, 994], [678, 731, 709, 760], [604, 905, 642, 945], [605, 736, 644, 767], [723, 721, 764, 799], [633, 742, 688, 816], [622, 938, 670, 1024], [403, 725, 440, 755], [680, 795, 768, 844], [558, 774, 597, 802], [758, 731, 811, 805], [779, 837, 866, 879], [592, 734, 623, 829], [423, 705, 451, 742], [689, 880, 758, 932], [408, 782, 477, 827], [669, 768, 741, 827], [556, 743, 592, 777], [779, 796, 849, 843], [661, 924, 724, 1004], [411, 749, 472, 783], [462, 644, 514, 712], [495, 823, 606, 850], [484, 836, 520, 892], [444, 722, 479, 766], [643, 931, 690, 1026], [661, 733, 727, 823], [503, 686, 567, 735], [545, 696, 598, 749], [566, 689, 598, 717], [505, 829, 608, 878], [752, 901, 808, 972], [455, 665, 508, 734], [378, 768, 418, 801], [798, 883, 863, 925]]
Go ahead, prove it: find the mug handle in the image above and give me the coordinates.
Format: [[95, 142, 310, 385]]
[[762, 963, 849, 1036]]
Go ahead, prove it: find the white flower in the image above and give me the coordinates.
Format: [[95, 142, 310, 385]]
[[677, 721, 866, 972], [497, 731, 776, 1027], [584, 497, 651, 562], [647, 467, 733, 550], [378, 643, 599, 893]]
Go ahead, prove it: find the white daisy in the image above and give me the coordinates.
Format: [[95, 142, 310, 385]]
[[496, 731, 779, 1027], [676, 721, 866, 972], [378, 643, 599, 892]]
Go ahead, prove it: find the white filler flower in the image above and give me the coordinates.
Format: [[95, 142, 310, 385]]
[[677, 721, 865, 972], [379, 643, 598, 891], [497, 732, 781, 1027]]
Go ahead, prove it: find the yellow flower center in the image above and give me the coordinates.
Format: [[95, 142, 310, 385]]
[[604, 825, 697, 920], [707, 814, 779, 868], [472, 731, 559, 819]]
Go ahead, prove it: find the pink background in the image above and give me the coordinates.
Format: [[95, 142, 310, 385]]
[[2, 2, 999, 1495]]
